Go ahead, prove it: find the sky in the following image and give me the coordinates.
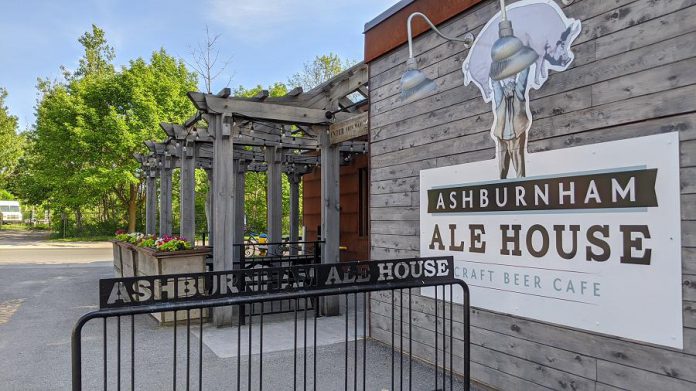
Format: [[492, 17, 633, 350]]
[[0, 0, 399, 129]]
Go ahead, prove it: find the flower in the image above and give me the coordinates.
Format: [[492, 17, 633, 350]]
[[117, 232, 191, 251], [155, 235, 192, 252]]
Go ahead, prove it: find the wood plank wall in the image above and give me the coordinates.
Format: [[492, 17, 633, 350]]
[[367, 0, 696, 389]]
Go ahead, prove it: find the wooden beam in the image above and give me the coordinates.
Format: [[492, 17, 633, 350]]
[[304, 62, 369, 110], [319, 127, 340, 315], [196, 143, 214, 159], [204, 169, 213, 247], [252, 90, 269, 101], [283, 154, 320, 165], [288, 172, 302, 255], [217, 87, 231, 98], [159, 154, 173, 236], [160, 123, 176, 138], [210, 113, 236, 326], [190, 92, 336, 125], [356, 86, 369, 99], [168, 123, 189, 140], [233, 133, 320, 150], [179, 141, 196, 245], [247, 162, 267, 172], [144, 141, 160, 154], [338, 141, 369, 153], [184, 112, 202, 128], [187, 92, 208, 112], [266, 146, 283, 254], [232, 159, 246, 264], [338, 97, 356, 113], [286, 87, 303, 96], [196, 159, 213, 170], [145, 170, 157, 235], [193, 128, 213, 143]]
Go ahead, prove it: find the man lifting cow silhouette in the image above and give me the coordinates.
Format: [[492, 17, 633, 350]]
[[463, 0, 581, 178]]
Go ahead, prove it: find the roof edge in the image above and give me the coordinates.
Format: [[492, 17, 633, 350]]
[[363, 0, 415, 33]]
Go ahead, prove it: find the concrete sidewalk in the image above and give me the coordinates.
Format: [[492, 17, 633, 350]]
[[0, 262, 469, 390]]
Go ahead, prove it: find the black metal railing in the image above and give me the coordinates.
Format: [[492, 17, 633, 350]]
[[234, 241, 322, 321], [71, 257, 470, 390], [236, 241, 321, 270]]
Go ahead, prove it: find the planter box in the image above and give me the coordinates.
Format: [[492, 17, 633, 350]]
[[111, 241, 138, 278], [112, 241, 122, 277], [134, 246, 212, 324]]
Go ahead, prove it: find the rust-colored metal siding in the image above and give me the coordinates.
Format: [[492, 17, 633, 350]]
[[302, 154, 369, 261], [364, 0, 485, 63]]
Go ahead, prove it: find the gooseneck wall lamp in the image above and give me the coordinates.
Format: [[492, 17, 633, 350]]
[[400, 12, 474, 103], [400, 1, 575, 103]]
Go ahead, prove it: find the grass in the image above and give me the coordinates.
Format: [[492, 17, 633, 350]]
[[0, 224, 30, 231], [0, 224, 51, 231], [49, 235, 113, 242]]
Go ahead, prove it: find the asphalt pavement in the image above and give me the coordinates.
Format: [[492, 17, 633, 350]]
[[0, 229, 113, 265]]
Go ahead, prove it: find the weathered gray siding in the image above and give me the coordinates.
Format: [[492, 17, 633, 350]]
[[367, 0, 696, 389]]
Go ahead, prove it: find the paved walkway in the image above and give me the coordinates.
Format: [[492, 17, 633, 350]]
[[0, 231, 471, 390]]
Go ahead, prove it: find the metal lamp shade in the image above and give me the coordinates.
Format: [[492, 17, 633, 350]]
[[490, 36, 538, 81], [489, 19, 538, 81], [400, 60, 438, 104]]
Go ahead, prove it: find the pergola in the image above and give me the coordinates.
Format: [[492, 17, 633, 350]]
[[136, 62, 369, 322]]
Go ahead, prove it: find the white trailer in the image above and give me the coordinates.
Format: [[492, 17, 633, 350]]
[[0, 200, 23, 223]]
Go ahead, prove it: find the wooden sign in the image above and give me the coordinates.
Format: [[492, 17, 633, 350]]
[[329, 112, 368, 144]]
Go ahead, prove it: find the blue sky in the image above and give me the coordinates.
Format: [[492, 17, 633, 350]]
[[0, 0, 398, 128]]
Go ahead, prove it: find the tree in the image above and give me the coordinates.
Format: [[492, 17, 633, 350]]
[[188, 26, 232, 93], [0, 88, 23, 191], [233, 82, 288, 99], [74, 24, 115, 78], [101, 49, 198, 232], [19, 26, 198, 234], [288, 53, 356, 91]]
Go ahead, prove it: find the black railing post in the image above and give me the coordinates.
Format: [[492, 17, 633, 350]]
[[71, 328, 82, 391], [238, 244, 246, 326], [313, 241, 320, 265], [313, 241, 321, 317]]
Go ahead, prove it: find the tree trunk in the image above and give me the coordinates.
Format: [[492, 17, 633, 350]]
[[75, 207, 83, 235], [127, 183, 138, 233]]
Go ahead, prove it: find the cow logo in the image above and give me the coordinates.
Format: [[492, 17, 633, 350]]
[[462, 0, 581, 179]]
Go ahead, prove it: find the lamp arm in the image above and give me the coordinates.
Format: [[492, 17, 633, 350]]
[[406, 12, 474, 58], [499, 0, 507, 21]]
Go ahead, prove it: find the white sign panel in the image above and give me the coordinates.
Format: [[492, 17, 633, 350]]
[[419, 133, 683, 348]]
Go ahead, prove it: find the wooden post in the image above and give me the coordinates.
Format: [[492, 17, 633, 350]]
[[265, 146, 283, 254], [232, 158, 246, 264], [179, 141, 196, 245], [159, 154, 173, 236], [288, 172, 301, 255], [145, 168, 157, 235], [204, 168, 214, 247], [211, 113, 236, 326], [319, 128, 340, 315]]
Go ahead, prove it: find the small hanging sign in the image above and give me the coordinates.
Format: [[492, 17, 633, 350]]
[[329, 112, 369, 144]]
